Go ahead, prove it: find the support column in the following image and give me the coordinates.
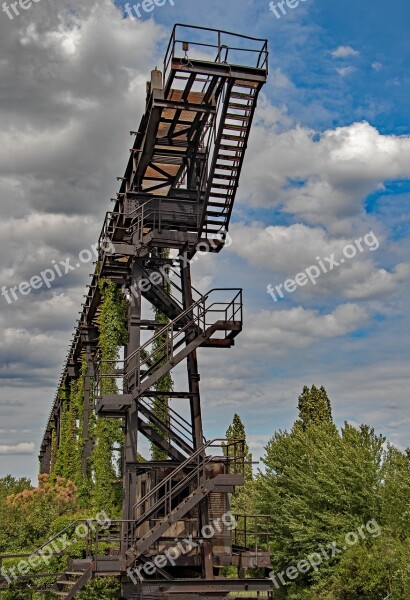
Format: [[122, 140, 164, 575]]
[[180, 258, 204, 450], [122, 261, 142, 552], [180, 257, 213, 580]]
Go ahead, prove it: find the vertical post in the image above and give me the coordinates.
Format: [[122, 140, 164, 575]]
[[180, 259, 203, 451], [180, 257, 214, 580], [122, 261, 142, 554], [40, 440, 51, 475]]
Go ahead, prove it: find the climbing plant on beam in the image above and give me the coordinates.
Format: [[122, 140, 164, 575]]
[[91, 279, 128, 514], [51, 384, 82, 486]]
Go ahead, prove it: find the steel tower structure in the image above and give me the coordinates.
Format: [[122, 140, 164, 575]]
[[1, 25, 272, 600]]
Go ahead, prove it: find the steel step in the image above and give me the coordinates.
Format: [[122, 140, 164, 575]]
[[215, 164, 240, 171], [211, 183, 236, 189], [228, 102, 251, 109], [213, 173, 235, 180], [226, 113, 250, 121], [233, 80, 259, 89], [221, 134, 245, 142], [223, 124, 248, 132], [230, 91, 253, 100], [219, 142, 244, 150], [217, 154, 241, 162], [208, 194, 230, 200]]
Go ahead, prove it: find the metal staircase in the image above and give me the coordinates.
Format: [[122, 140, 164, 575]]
[[125, 440, 244, 562], [53, 565, 94, 599], [95, 288, 242, 412], [200, 80, 262, 239]]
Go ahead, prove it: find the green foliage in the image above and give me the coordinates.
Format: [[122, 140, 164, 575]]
[[296, 385, 333, 430], [50, 280, 128, 514], [0, 475, 31, 503], [254, 385, 410, 598], [51, 383, 82, 485], [225, 413, 254, 514], [89, 279, 128, 514], [0, 475, 78, 553], [77, 577, 121, 599], [4, 379, 410, 600]]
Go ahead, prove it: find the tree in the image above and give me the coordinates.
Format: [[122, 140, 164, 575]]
[[255, 387, 389, 597], [0, 475, 78, 552], [225, 414, 254, 514], [296, 384, 333, 430]]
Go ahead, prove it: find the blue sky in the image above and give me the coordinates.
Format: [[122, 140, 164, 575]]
[[0, 0, 409, 481]]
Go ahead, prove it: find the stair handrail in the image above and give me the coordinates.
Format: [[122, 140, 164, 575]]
[[98, 198, 155, 250], [138, 397, 195, 447], [0, 518, 113, 567], [96, 288, 242, 389], [124, 292, 208, 367], [131, 438, 226, 513], [128, 287, 241, 366]]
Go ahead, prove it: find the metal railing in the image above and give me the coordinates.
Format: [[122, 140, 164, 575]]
[[233, 514, 271, 555], [0, 519, 122, 588], [164, 24, 269, 88], [137, 396, 197, 451], [123, 438, 245, 550], [98, 197, 203, 254], [94, 288, 242, 399]]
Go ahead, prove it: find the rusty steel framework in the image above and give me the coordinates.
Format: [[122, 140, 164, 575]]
[[1, 25, 272, 600]]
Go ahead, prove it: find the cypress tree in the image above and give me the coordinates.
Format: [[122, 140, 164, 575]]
[[297, 384, 333, 430]]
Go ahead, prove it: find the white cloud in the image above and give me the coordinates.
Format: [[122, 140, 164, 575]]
[[242, 304, 367, 355], [331, 45, 360, 58], [345, 263, 410, 299], [0, 443, 35, 455], [336, 66, 356, 77], [242, 115, 410, 233], [372, 62, 383, 71], [229, 222, 408, 301]]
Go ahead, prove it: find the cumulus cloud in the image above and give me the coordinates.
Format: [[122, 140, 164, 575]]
[[331, 45, 360, 58], [336, 66, 356, 77], [242, 112, 410, 233], [0, 443, 35, 455], [0, 0, 164, 384], [242, 304, 367, 355], [372, 62, 383, 71], [229, 222, 408, 301]]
